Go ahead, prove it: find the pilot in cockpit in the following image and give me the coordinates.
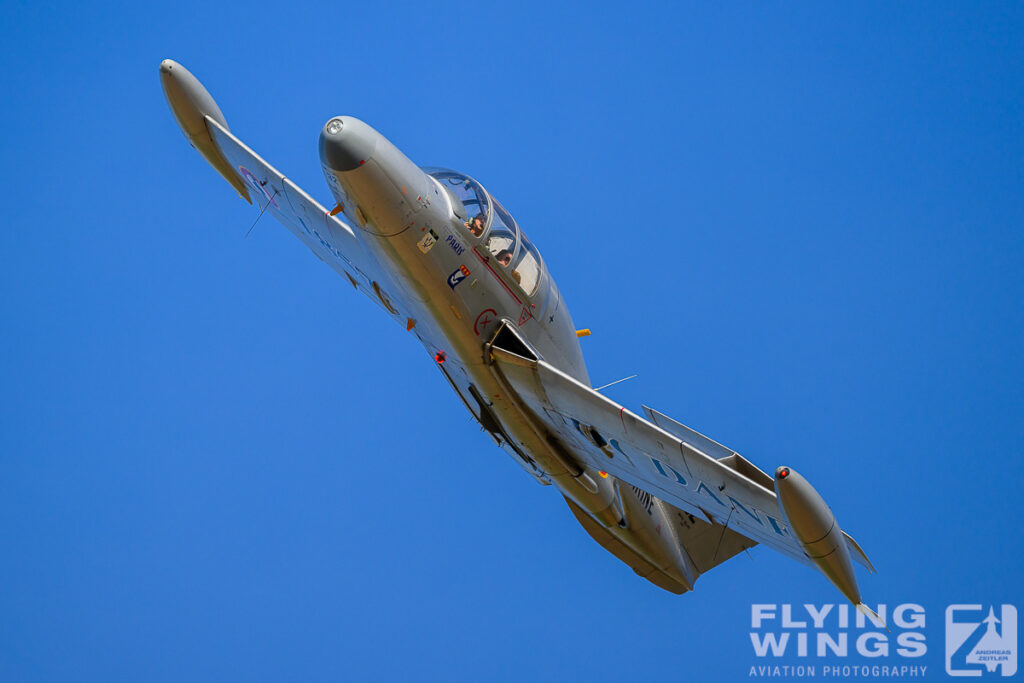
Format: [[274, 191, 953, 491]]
[[464, 213, 485, 237], [495, 249, 522, 284]]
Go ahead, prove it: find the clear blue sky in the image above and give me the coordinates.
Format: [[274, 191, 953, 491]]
[[2, 2, 1022, 680]]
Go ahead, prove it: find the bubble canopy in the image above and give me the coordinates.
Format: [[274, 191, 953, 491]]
[[423, 168, 543, 295]]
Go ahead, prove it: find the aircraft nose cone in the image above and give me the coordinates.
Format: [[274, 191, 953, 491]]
[[160, 58, 176, 74], [319, 116, 378, 172]]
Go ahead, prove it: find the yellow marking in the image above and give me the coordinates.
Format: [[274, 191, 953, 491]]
[[450, 305, 463, 320], [576, 328, 592, 338]]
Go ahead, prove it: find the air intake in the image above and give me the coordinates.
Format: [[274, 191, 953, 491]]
[[490, 321, 539, 362]]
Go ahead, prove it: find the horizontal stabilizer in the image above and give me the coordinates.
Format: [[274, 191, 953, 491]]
[[843, 531, 877, 574], [667, 501, 758, 575], [857, 603, 889, 631]]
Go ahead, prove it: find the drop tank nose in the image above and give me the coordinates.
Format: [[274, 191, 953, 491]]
[[774, 466, 862, 606], [159, 58, 250, 201]]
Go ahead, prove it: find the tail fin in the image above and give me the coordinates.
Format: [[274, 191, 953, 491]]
[[856, 603, 890, 632], [843, 531, 877, 574]]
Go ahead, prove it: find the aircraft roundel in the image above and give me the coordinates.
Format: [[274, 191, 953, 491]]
[[239, 166, 279, 209]]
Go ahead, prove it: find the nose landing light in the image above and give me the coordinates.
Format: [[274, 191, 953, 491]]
[[319, 116, 378, 172]]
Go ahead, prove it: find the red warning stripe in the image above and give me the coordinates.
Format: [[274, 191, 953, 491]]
[[471, 248, 522, 305]]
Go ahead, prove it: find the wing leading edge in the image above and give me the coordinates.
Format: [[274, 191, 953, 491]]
[[204, 118, 379, 284], [487, 343, 875, 598], [161, 58, 387, 307]]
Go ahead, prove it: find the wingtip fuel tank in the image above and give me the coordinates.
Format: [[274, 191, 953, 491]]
[[159, 59, 251, 202], [773, 466, 869, 610]]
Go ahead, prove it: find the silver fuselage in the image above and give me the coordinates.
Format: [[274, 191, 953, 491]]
[[318, 117, 692, 588]]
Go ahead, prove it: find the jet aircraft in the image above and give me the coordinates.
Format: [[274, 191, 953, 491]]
[[160, 59, 879, 614]]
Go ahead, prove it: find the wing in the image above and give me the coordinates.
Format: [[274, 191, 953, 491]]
[[205, 118, 379, 284], [161, 59, 387, 309], [486, 336, 875, 576]]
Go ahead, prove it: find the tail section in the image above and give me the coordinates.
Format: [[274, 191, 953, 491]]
[[857, 603, 890, 632]]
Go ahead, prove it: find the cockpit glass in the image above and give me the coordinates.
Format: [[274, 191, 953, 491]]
[[512, 237, 542, 294], [485, 229, 515, 256], [423, 167, 543, 296], [486, 201, 518, 261], [424, 169, 489, 239]]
